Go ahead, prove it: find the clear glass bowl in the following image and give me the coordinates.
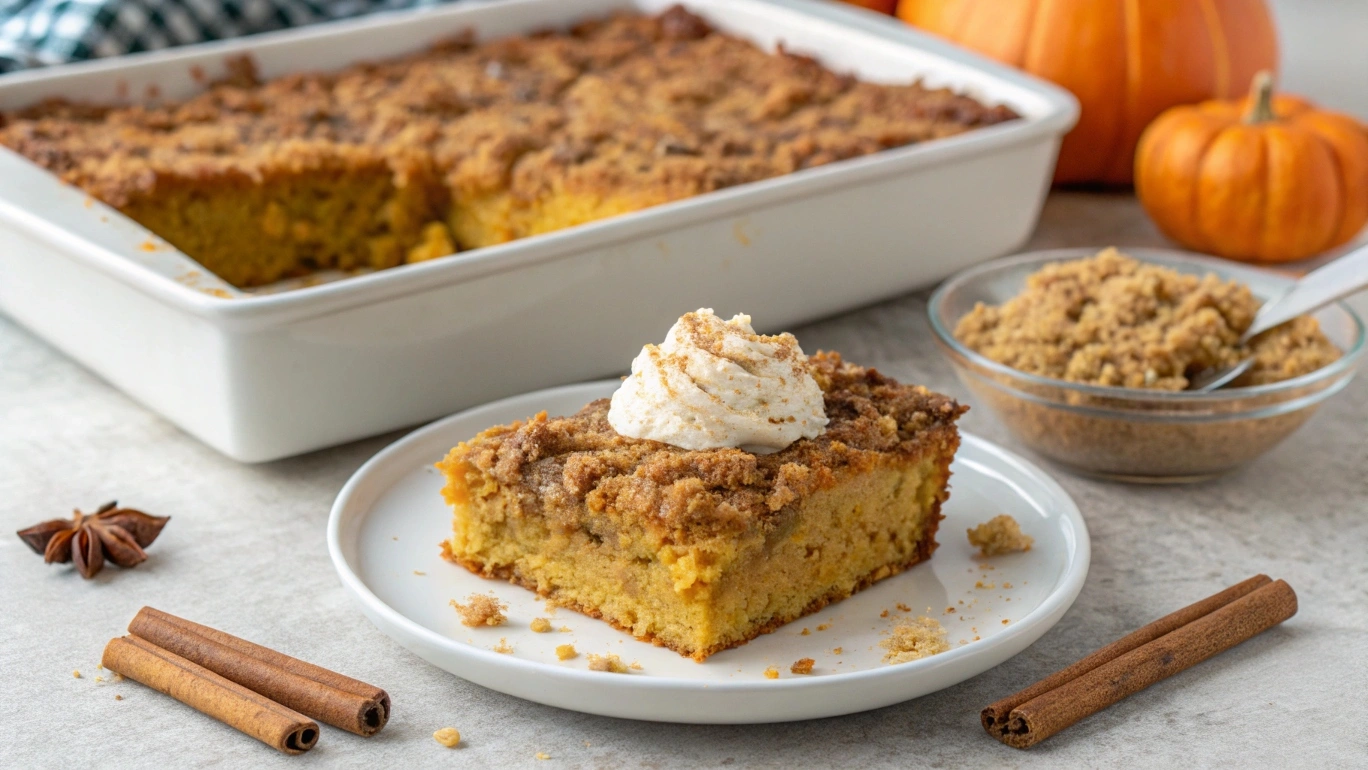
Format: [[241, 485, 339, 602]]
[[928, 248, 1365, 483]]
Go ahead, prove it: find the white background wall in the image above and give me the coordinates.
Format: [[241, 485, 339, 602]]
[[1270, 0, 1368, 119]]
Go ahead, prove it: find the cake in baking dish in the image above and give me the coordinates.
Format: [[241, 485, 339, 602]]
[[0, 6, 1016, 288]]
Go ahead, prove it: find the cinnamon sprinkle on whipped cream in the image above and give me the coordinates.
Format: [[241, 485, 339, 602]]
[[607, 309, 828, 452]]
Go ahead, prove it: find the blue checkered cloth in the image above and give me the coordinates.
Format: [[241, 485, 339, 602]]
[[0, 0, 460, 73]]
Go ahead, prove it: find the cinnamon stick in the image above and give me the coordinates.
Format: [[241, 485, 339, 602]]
[[982, 576, 1296, 748], [102, 635, 319, 755], [128, 607, 389, 736]]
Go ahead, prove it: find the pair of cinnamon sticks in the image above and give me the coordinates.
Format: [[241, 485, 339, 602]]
[[982, 575, 1297, 749], [102, 607, 390, 754]]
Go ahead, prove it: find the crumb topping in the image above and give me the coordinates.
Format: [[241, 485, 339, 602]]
[[449, 593, 507, 627], [968, 514, 1034, 557], [0, 6, 1015, 231], [439, 352, 964, 542], [880, 617, 950, 664], [954, 248, 1341, 389]]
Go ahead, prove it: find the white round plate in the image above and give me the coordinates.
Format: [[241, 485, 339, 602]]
[[328, 381, 1089, 724]]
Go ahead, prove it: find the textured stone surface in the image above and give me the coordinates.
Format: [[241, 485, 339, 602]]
[[2, 193, 1365, 768]]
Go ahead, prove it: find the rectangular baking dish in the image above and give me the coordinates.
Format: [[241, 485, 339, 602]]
[[0, 0, 1078, 462]]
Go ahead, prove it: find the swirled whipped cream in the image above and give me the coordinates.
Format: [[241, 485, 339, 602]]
[[607, 309, 829, 452]]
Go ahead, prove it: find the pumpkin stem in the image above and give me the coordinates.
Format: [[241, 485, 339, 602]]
[[1244, 71, 1277, 124]]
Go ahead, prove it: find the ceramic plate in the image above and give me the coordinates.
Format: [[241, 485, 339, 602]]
[[328, 381, 1089, 723]]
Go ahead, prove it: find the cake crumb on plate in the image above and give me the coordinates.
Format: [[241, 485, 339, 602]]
[[880, 617, 950, 664], [968, 514, 1034, 556], [790, 658, 815, 675], [530, 618, 553, 633], [587, 653, 629, 673], [763, 667, 780, 679], [556, 644, 578, 660], [450, 593, 507, 627], [492, 638, 513, 654]]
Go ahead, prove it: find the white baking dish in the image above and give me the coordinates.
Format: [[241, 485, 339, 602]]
[[0, 0, 1077, 462]]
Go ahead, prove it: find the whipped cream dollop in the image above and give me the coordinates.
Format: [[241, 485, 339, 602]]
[[607, 309, 829, 452]]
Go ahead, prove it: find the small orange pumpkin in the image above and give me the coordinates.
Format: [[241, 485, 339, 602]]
[[895, 0, 1278, 185], [1136, 72, 1368, 263]]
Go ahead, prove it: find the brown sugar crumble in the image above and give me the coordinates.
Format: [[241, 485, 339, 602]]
[[555, 644, 578, 661], [790, 658, 816, 675], [587, 653, 630, 673], [763, 667, 780, 679], [880, 617, 950, 664], [450, 593, 507, 627], [0, 7, 1017, 290], [954, 248, 1340, 389], [530, 618, 553, 633], [968, 515, 1034, 557]]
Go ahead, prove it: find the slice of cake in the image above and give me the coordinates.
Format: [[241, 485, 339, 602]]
[[437, 311, 965, 660]]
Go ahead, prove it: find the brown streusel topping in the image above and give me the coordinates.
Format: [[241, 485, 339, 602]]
[[439, 352, 965, 543], [449, 593, 507, 627], [967, 514, 1033, 557], [0, 6, 1015, 219], [954, 248, 1341, 390]]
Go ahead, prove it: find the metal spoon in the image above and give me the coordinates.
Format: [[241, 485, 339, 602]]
[[1188, 242, 1368, 392]]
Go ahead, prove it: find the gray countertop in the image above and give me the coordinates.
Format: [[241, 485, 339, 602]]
[[3, 192, 1365, 768]]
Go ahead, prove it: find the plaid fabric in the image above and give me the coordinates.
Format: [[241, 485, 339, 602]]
[[0, 0, 460, 74]]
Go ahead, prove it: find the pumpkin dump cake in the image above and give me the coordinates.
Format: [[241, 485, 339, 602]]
[[437, 310, 965, 660], [0, 6, 1016, 289]]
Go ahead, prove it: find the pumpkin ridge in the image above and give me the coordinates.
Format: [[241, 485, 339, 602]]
[[1196, 0, 1230, 96]]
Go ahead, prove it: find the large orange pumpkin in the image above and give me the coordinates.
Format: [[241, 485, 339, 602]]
[[1136, 73, 1368, 263], [895, 0, 1279, 185]]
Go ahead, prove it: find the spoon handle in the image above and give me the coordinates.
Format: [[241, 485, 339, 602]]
[[1246, 242, 1368, 339]]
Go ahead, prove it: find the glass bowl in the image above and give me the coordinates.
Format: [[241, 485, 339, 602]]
[[928, 247, 1365, 483]]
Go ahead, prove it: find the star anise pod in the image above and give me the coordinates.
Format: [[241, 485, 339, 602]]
[[16, 501, 170, 579]]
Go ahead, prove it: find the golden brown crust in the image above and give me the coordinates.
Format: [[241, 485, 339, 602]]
[[439, 351, 965, 543], [0, 6, 1016, 287]]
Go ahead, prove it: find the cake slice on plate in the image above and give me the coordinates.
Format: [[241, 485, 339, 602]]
[[438, 310, 965, 661]]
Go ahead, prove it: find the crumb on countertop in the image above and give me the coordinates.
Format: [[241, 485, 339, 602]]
[[587, 653, 629, 673], [556, 644, 578, 661], [450, 593, 507, 627], [536, 752, 551, 760], [880, 617, 951, 664], [530, 618, 553, 633], [433, 727, 461, 747], [790, 658, 815, 675], [968, 514, 1034, 557], [72, 670, 81, 679]]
